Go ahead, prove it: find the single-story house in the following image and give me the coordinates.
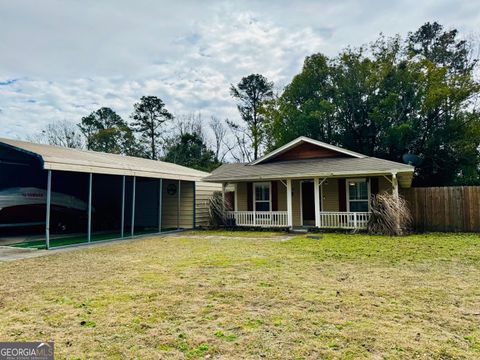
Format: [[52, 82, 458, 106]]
[[203, 136, 414, 230], [0, 138, 220, 249]]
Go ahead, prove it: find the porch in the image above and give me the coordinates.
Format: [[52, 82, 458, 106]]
[[222, 175, 399, 230], [226, 210, 371, 229]]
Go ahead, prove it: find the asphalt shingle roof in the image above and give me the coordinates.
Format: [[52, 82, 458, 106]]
[[204, 157, 414, 182]]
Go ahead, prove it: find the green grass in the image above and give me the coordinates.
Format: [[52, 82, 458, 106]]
[[1, 231, 479, 359]]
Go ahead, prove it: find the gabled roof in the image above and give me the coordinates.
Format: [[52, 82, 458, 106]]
[[250, 136, 365, 165], [204, 157, 414, 186], [0, 138, 209, 181]]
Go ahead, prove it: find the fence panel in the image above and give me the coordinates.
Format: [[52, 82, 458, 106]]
[[401, 186, 480, 232]]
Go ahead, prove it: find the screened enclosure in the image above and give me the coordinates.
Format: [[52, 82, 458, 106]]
[[0, 138, 213, 249]]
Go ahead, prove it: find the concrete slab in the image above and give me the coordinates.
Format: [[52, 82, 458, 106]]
[[0, 246, 50, 261]]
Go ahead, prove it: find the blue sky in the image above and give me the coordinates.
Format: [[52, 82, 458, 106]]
[[0, 0, 479, 140]]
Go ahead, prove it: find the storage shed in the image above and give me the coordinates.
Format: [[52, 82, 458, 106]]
[[0, 138, 220, 248]]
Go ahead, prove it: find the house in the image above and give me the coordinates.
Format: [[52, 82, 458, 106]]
[[204, 136, 414, 230], [0, 138, 220, 248]]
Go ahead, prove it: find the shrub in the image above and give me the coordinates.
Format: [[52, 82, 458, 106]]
[[368, 193, 412, 236]]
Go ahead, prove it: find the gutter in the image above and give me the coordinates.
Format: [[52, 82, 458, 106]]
[[202, 168, 414, 183]]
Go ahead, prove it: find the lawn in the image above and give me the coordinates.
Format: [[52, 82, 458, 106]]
[[0, 231, 479, 359]]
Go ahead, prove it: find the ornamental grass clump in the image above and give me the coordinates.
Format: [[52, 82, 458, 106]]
[[208, 191, 232, 226], [368, 193, 412, 236]]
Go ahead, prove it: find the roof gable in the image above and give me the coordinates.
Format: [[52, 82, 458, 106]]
[[250, 136, 365, 165]]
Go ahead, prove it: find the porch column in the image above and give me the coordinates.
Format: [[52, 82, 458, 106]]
[[234, 183, 238, 212], [392, 172, 401, 233], [392, 173, 399, 199], [286, 178, 293, 228], [314, 177, 321, 228]]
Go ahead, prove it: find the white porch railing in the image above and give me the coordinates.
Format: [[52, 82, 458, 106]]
[[226, 211, 371, 229], [227, 211, 289, 227], [318, 211, 370, 229]]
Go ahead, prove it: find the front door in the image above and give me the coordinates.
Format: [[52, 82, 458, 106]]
[[301, 181, 315, 226]]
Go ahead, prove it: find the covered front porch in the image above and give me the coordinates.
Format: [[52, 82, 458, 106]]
[[222, 175, 401, 230]]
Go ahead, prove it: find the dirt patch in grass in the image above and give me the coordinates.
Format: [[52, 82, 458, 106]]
[[0, 231, 479, 359]]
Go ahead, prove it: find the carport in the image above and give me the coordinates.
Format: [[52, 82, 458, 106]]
[[0, 138, 218, 249]]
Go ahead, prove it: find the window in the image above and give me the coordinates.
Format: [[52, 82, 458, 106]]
[[254, 182, 270, 211], [347, 179, 369, 212]]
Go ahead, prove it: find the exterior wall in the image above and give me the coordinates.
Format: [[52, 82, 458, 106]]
[[235, 182, 248, 211], [230, 176, 395, 227], [161, 179, 181, 229], [276, 181, 287, 211], [292, 180, 301, 226], [266, 142, 348, 162], [195, 181, 222, 227], [162, 179, 218, 229], [378, 176, 392, 194], [322, 178, 339, 211]]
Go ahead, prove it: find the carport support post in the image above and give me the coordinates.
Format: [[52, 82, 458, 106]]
[[177, 180, 181, 230], [131, 176, 136, 237], [286, 178, 293, 229], [45, 170, 52, 249], [88, 173, 92, 243], [158, 179, 163, 233], [192, 181, 196, 229], [314, 177, 320, 228], [121, 176, 125, 238]]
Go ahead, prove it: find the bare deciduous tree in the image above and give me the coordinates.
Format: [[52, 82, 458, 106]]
[[30, 120, 83, 148], [226, 120, 253, 163], [209, 116, 235, 162]]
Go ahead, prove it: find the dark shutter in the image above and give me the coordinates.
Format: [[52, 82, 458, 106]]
[[338, 178, 347, 211], [271, 181, 278, 211], [370, 177, 379, 195], [247, 182, 253, 211]]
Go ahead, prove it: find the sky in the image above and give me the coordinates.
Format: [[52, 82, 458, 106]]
[[0, 0, 479, 140]]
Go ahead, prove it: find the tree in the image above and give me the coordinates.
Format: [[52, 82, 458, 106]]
[[230, 74, 274, 160], [78, 107, 141, 156], [31, 119, 83, 148], [131, 96, 173, 160], [265, 23, 480, 186], [164, 132, 220, 172], [209, 116, 234, 163]]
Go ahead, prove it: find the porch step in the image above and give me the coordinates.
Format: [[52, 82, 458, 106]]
[[289, 227, 309, 234]]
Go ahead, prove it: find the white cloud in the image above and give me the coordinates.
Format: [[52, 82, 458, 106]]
[[0, 0, 479, 140]]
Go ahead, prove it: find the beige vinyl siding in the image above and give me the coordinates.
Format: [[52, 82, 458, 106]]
[[235, 182, 248, 211], [378, 176, 392, 194], [179, 181, 194, 228], [162, 180, 220, 229], [276, 181, 287, 211], [292, 180, 301, 226], [322, 178, 339, 211], [195, 181, 222, 226], [161, 179, 181, 229]]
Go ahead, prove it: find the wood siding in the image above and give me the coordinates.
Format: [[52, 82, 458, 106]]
[[401, 186, 480, 232], [265, 142, 349, 163]]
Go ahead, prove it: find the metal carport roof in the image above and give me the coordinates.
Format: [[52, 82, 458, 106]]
[[0, 138, 209, 181]]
